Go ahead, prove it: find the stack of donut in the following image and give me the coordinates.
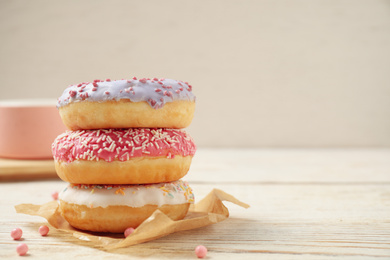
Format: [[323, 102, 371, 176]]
[[52, 77, 196, 233]]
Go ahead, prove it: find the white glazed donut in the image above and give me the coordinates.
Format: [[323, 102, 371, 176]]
[[56, 77, 196, 130], [59, 180, 194, 233]]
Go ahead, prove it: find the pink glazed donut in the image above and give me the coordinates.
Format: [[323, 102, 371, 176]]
[[56, 78, 196, 130], [52, 128, 196, 184]]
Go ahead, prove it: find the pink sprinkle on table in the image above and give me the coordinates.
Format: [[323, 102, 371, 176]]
[[38, 225, 49, 236], [16, 243, 28, 256], [51, 191, 59, 200], [124, 227, 135, 237], [195, 245, 207, 258], [11, 228, 22, 240]]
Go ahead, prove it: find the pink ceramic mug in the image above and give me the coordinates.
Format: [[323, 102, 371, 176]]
[[0, 99, 66, 159]]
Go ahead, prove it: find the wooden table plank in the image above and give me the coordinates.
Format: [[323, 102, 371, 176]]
[[1, 182, 389, 259], [190, 148, 390, 183], [0, 149, 389, 259]]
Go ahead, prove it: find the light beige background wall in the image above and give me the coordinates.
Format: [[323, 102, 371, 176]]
[[0, 0, 389, 147]]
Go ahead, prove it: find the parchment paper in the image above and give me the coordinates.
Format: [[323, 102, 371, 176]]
[[15, 189, 249, 251]]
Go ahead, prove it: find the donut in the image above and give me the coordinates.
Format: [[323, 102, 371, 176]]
[[59, 180, 194, 233], [56, 78, 196, 130], [52, 128, 196, 184]]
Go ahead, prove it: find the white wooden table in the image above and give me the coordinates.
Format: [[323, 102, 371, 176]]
[[1, 148, 390, 259]]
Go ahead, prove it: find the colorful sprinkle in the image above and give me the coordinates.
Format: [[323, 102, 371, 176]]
[[69, 90, 77, 97], [149, 99, 157, 107], [195, 245, 207, 258], [115, 188, 125, 195], [11, 228, 22, 240], [124, 227, 135, 237], [51, 191, 59, 200], [38, 225, 49, 236], [16, 243, 28, 256]]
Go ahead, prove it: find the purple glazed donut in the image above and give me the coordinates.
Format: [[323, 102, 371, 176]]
[[57, 77, 196, 130]]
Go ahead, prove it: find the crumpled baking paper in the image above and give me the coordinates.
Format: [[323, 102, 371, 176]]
[[15, 189, 249, 251]]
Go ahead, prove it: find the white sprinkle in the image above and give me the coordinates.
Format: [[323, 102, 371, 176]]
[[109, 142, 116, 152], [122, 152, 129, 161], [73, 130, 85, 138]]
